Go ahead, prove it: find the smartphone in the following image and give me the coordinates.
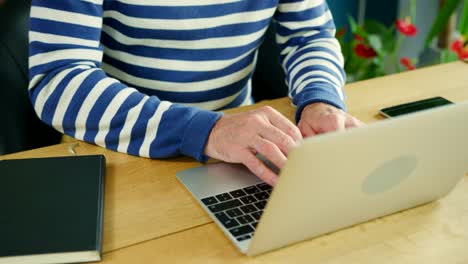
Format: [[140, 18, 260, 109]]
[[380, 96, 453, 118]]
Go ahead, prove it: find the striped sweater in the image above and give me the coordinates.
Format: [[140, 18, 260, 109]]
[[29, 0, 346, 161]]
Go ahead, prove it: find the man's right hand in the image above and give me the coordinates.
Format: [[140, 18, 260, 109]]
[[204, 106, 302, 186]]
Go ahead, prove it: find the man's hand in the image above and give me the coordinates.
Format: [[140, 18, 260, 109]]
[[298, 103, 365, 137], [205, 106, 302, 186]]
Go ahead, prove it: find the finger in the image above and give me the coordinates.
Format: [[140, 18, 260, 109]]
[[259, 106, 302, 142], [298, 122, 316, 138], [356, 118, 367, 127], [345, 116, 360, 128], [242, 151, 278, 186], [345, 116, 366, 128], [252, 136, 287, 169], [334, 114, 347, 131], [258, 124, 296, 156]]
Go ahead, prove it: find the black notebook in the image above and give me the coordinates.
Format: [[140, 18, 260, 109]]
[[0, 155, 106, 264]]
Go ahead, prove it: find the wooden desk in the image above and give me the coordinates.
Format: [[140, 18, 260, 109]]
[[2, 62, 468, 263]]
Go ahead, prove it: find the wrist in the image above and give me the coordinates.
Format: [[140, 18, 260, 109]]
[[293, 83, 346, 123], [180, 110, 223, 163], [204, 115, 224, 159]]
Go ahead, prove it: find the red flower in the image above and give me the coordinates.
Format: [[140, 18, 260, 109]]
[[396, 18, 418, 37], [354, 34, 364, 42], [451, 38, 464, 53], [450, 37, 468, 60], [458, 49, 468, 60], [400, 57, 415, 70], [336, 27, 347, 38], [354, 43, 377, 58]]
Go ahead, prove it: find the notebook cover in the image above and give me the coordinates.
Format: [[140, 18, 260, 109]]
[[0, 155, 105, 261]]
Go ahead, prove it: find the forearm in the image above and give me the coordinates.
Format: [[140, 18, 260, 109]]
[[275, 0, 346, 122], [29, 0, 222, 161]]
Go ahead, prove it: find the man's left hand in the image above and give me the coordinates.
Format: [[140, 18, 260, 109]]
[[298, 103, 366, 137]]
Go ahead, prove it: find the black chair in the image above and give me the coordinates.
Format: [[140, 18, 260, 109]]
[[0, 0, 62, 155]]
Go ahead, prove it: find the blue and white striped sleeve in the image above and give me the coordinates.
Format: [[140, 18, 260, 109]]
[[275, 0, 346, 122], [28, 0, 222, 161]]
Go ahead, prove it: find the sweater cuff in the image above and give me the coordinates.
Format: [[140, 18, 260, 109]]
[[294, 83, 346, 123], [180, 109, 223, 163]]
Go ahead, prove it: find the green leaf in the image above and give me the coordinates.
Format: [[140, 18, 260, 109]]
[[459, 0, 468, 36], [425, 0, 462, 46], [348, 15, 368, 38], [364, 19, 388, 34], [440, 49, 459, 63], [358, 19, 395, 53], [348, 15, 359, 32], [368, 34, 383, 54], [410, 0, 417, 21]]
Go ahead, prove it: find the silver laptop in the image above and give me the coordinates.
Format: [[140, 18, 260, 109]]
[[177, 101, 468, 256]]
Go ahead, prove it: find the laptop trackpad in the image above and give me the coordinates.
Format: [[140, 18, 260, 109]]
[[177, 163, 262, 199]]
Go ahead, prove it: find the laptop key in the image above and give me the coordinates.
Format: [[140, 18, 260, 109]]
[[230, 225, 254, 237], [240, 195, 257, 204], [215, 212, 240, 229], [226, 208, 243, 218], [254, 201, 266, 210], [244, 185, 260, 194], [229, 189, 247, 198], [236, 234, 251, 242], [251, 222, 258, 229], [257, 183, 272, 191], [207, 199, 242, 213], [240, 204, 257, 214], [237, 214, 254, 225], [215, 193, 232, 202], [201, 196, 217, 206], [253, 191, 269, 201], [251, 211, 262, 221]]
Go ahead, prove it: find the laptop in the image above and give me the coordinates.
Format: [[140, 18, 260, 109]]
[[177, 101, 468, 256]]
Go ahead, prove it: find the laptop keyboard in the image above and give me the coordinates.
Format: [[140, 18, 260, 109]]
[[201, 182, 272, 242]]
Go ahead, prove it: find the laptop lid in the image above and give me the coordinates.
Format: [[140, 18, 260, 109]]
[[248, 102, 468, 255]]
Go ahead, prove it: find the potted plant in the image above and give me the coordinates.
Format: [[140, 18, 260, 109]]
[[425, 0, 468, 62], [337, 0, 419, 82]]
